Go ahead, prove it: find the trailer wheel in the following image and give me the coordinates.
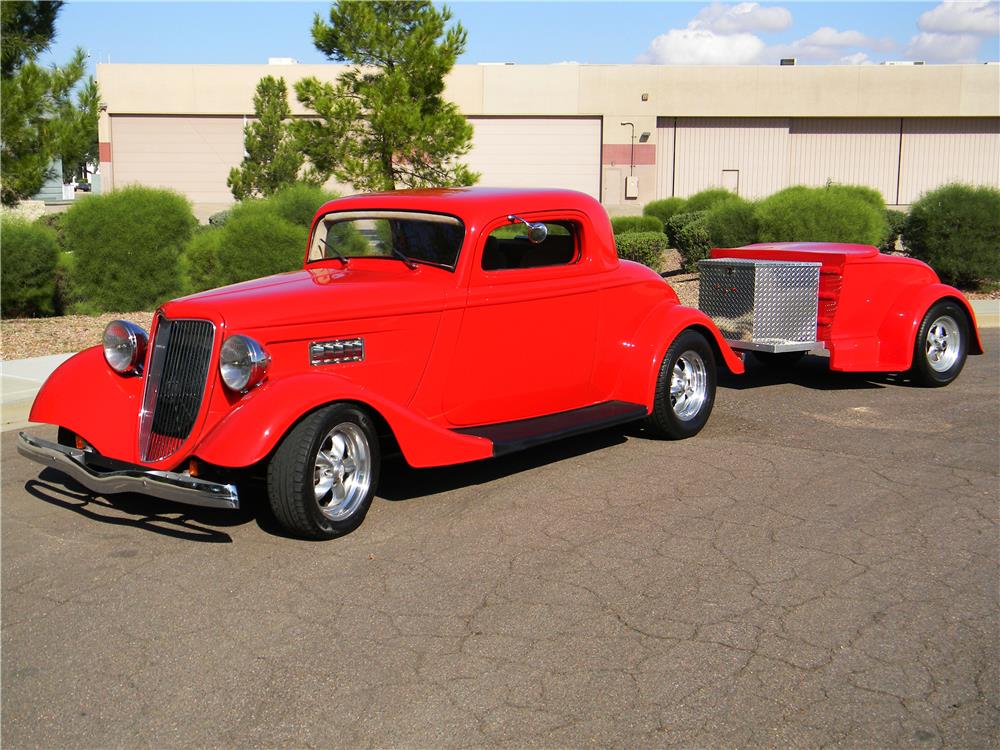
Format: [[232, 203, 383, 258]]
[[910, 300, 969, 387], [267, 403, 380, 539], [646, 329, 717, 440]]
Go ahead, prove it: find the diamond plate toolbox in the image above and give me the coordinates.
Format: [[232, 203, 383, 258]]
[[697, 258, 821, 343]]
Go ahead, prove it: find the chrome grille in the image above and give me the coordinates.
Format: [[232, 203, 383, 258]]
[[139, 317, 215, 462]]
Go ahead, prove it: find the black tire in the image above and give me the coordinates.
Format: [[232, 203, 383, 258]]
[[267, 403, 380, 539], [645, 329, 718, 440], [909, 300, 969, 387], [750, 351, 805, 370]]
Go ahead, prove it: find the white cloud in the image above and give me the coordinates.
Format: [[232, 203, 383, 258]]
[[638, 28, 766, 64], [798, 26, 888, 50], [918, 1, 999, 35], [692, 2, 792, 34], [904, 31, 983, 62], [839, 52, 872, 65]]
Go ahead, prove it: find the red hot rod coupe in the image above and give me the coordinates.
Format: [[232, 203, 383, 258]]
[[19, 188, 982, 539]]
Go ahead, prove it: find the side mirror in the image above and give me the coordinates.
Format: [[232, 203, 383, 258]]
[[507, 214, 549, 245]]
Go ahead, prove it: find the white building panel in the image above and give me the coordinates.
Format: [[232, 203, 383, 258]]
[[898, 117, 1000, 204], [464, 117, 601, 199], [789, 118, 899, 204]]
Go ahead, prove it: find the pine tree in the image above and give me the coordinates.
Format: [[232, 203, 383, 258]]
[[294, 0, 478, 192], [0, 1, 99, 205], [227, 76, 306, 201]]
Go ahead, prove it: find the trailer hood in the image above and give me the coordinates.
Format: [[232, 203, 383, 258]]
[[162, 265, 451, 330]]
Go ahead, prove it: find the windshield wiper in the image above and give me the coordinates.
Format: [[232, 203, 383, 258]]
[[318, 238, 348, 267], [391, 246, 418, 270]]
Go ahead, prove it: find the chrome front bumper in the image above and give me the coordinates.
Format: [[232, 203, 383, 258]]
[[17, 432, 240, 510]]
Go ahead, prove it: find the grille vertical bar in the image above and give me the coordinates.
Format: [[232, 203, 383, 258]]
[[139, 317, 215, 462]]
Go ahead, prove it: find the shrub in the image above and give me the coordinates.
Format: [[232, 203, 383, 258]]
[[208, 210, 231, 227], [266, 182, 337, 227], [665, 210, 707, 248], [825, 182, 885, 211], [1, 215, 59, 317], [684, 188, 739, 213], [35, 212, 68, 249], [216, 202, 308, 285], [610, 215, 664, 235], [642, 197, 687, 227], [182, 227, 226, 293], [54, 251, 80, 315], [63, 186, 196, 312], [674, 214, 712, 272], [704, 198, 759, 251], [754, 185, 887, 246], [902, 183, 1000, 287], [614, 231, 668, 270], [879, 209, 907, 254]]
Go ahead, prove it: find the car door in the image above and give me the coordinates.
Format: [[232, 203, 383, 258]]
[[442, 211, 603, 427]]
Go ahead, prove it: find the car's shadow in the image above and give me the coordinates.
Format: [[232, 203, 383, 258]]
[[721, 354, 911, 391]]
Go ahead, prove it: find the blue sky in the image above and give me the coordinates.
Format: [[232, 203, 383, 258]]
[[42, 1, 1000, 73]]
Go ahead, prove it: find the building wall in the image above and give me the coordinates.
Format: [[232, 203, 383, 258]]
[[96, 63, 1000, 219]]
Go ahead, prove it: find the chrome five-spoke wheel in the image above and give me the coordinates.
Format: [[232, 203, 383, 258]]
[[670, 350, 708, 421], [924, 314, 960, 373], [313, 422, 373, 521]]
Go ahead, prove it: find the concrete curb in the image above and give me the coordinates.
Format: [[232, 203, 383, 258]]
[[3, 303, 997, 432]]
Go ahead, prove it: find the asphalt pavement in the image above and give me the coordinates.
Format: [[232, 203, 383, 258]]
[[3, 331, 998, 749]]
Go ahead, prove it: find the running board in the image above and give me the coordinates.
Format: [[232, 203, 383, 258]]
[[453, 400, 647, 457]]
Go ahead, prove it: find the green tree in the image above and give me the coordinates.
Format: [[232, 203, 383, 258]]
[[294, 0, 477, 191], [0, 1, 100, 205], [227, 76, 306, 200]]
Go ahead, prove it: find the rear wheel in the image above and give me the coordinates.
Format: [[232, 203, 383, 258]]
[[267, 404, 380, 539], [645, 329, 717, 440], [910, 300, 969, 387]]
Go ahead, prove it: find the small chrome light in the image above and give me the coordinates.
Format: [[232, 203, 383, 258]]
[[102, 320, 148, 375], [219, 334, 269, 392]]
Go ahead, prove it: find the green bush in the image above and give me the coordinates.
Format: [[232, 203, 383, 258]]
[[902, 183, 1000, 287], [684, 188, 739, 213], [216, 202, 308, 285], [35, 212, 68, 249], [182, 227, 226, 293], [610, 215, 664, 235], [754, 185, 887, 246], [704, 198, 759, 251], [675, 214, 713, 272], [63, 186, 196, 312], [825, 182, 885, 211], [266, 182, 337, 227], [665, 210, 707, 248], [208, 210, 230, 227], [54, 251, 79, 315], [879, 209, 907, 254], [643, 197, 687, 228], [614, 231, 668, 270], [1, 215, 59, 317]]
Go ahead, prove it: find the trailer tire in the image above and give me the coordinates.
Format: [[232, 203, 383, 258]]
[[910, 300, 969, 387], [645, 329, 717, 440]]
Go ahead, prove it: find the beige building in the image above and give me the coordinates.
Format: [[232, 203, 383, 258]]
[[96, 62, 1000, 221]]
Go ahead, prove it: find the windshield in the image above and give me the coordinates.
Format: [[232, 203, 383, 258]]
[[308, 210, 465, 270]]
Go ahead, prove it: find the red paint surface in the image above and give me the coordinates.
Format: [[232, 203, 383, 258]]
[[601, 143, 656, 165], [30, 187, 740, 471], [711, 242, 983, 372], [98, 142, 112, 162]]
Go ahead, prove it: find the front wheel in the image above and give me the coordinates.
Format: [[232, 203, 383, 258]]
[[645, 329, 717, 440], [910, 300, 969, 387], [267, 404, 380, 539]]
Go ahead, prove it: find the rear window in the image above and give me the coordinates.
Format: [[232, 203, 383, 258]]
[[308, 211, 465, 270]]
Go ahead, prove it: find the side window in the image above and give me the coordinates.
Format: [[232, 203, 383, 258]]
[[481, 221, 579, 271]]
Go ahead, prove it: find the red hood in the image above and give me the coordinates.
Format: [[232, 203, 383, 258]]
[[162, 263, 452, 330]]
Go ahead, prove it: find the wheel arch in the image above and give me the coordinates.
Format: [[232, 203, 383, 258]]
[[877, 285, 983, 371]]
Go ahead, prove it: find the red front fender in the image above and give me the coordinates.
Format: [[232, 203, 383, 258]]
[[614, 302, 744, 408], [194, 372, 492, 469]]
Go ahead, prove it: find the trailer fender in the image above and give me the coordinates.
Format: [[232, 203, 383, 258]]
[[194, 372, 492, 469], [877, 284, 983, 371], [616, 302, 744, 407]]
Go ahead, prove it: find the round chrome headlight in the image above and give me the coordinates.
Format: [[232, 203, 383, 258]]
[[103, 320, 148, 375], [219, 335, 269, 392]]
